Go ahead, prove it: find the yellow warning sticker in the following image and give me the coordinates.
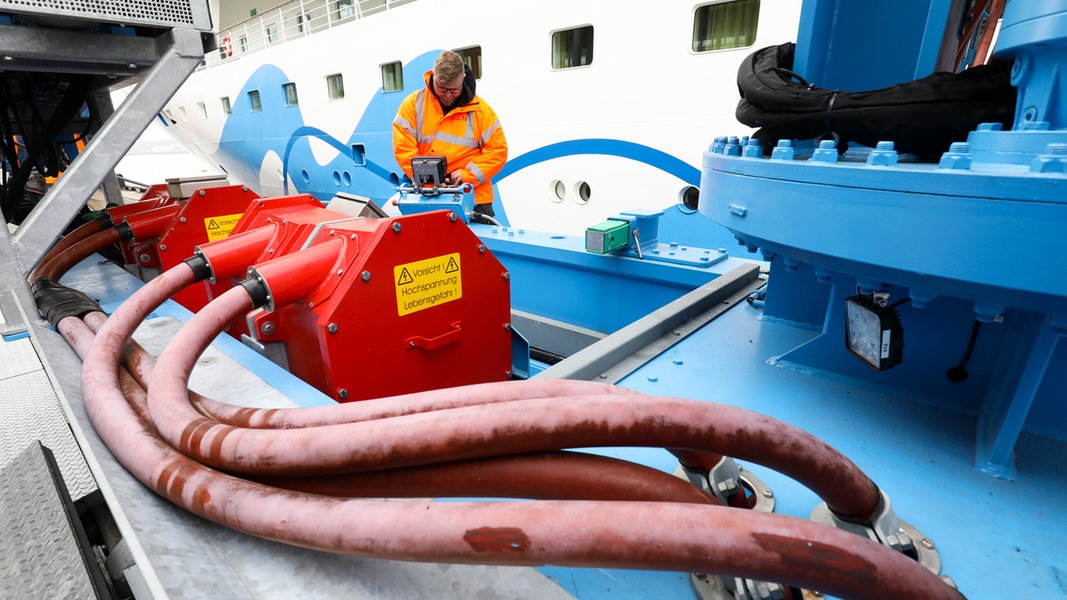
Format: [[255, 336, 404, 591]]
[[394, 252, 462, 316], [203, 213, 244, 242]]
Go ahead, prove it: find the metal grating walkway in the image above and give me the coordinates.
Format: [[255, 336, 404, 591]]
[[0, 441, 108, 599], [0, 334, 97, 501]]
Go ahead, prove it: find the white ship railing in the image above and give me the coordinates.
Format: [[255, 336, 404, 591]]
[[199, 0, 419, 69]]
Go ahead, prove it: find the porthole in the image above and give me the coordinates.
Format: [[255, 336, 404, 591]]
[[342, 171, 352, 186], [550, 179, 565, 202], [573, 181, 591, 204], [680, 185, 700, 211], [301, 169, 310, 183], [332, 170, 341, 185]]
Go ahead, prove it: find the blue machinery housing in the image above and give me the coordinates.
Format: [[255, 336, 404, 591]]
[[699, 0, 1067, 481]]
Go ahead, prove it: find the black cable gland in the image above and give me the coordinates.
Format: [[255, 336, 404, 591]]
[[31, 278, 103, 327], [94, 212, 116, 229], [114, 220, 135, 241], [240, 277, 270, 309], [183, 254, 212, 282]]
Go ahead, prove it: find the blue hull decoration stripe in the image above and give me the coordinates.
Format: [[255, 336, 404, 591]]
[[497, 138, 701, 185]]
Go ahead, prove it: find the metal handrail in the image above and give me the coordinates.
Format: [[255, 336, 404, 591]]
[[200, 0, 419, 69]]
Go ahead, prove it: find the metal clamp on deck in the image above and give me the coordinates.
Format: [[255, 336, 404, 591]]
[[677, 456, 774, 512], [810, 488, 944, 577]]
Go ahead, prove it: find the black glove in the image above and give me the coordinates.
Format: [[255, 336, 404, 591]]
[[472, 203, 495, 218]]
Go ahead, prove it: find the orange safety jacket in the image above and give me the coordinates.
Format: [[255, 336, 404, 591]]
[[392, 71, 507, 206]]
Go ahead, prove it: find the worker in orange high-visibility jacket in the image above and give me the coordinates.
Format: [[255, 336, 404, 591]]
[[393, 50, 508, 220]]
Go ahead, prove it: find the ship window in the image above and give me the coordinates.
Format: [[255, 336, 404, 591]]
[[248, 90, 262, 112], [196, 101, 207, 119], [454, 46, 482, 79], [178, 106, 189, 122], [693, 0, 760, 52], [283, 82, 299, 106], [266, 23, 279, 44], [336, 0, 355, 20], [221, 96, 232, 115], [360, 0, 389, 16], [327, 73, 345, 100], [381, 62, 403, 92], [239, 36, 248, 53], [296, 13, 311, 33], [551, 25, 593, 69]]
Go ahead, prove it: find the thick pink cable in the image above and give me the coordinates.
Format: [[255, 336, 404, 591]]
[[84, 259, 877, 518], [33, 228, 123, 282], [62, 256, 965, 598], [71, 314, 962, 599], [252, 451, 722, 504], [77, 312, 721, 505], [29, 218, 106, 282], [144, 285, 882, 520]]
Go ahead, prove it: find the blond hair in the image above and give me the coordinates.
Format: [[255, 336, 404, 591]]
[[434, 51, 465, 83]]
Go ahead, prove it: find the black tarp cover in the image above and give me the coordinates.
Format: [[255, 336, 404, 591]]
[[735, 43, 1017, 157]]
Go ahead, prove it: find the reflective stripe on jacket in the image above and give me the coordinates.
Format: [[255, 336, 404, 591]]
[[392, 71, 507, 206]]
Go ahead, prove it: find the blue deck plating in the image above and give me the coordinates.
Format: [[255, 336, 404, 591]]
[[619, 300, 1067, 599]]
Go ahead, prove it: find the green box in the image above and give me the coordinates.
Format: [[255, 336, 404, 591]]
[[585, 219, 630, 254]]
